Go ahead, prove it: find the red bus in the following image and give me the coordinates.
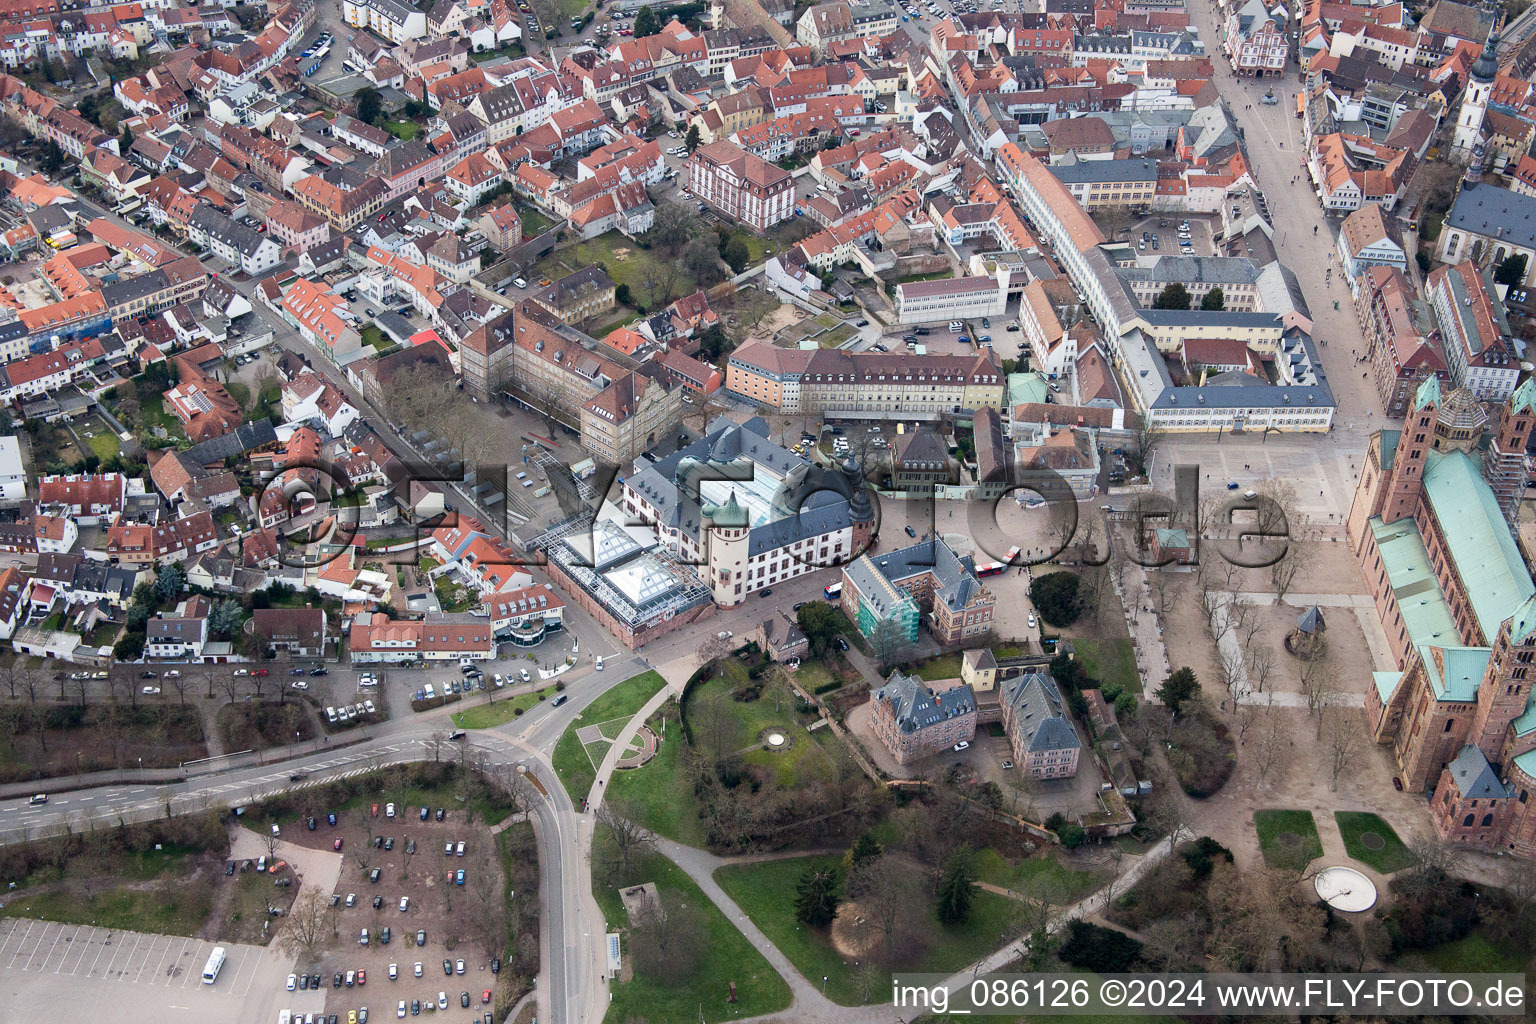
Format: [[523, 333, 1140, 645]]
[[975, 561, 1005, 578]]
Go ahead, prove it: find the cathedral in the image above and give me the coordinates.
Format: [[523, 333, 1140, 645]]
[[1346, 377, 1536, 854]]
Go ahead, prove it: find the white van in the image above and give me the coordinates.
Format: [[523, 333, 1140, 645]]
[[948, 320, 963, 332], [424, 683, 436, 699]]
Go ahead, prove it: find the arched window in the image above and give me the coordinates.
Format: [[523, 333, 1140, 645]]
[[1463, 814, 1475, 827], [1482, 814, 1494, 828], [1444, 718, 1455, 732]]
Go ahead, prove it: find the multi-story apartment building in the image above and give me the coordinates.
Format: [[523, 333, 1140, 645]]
[[531, 265, 616, 325], [1050, 157, 1159, 211], [1355, 265, 1446, 417], [186, 205, 282, 277], [342, 0, 427, 43], [866, 670, 977, 766], [687, 140, 794, 232], [1426, 261, 1521, 401], [578, 370, 684, 465], [894, 275, 1009, 324], [264, 201, 331, 254], [725, 342, 1004, 420], [999, 670, 1081, 779], [841, 536, 994, 647], [796, 0, 898, 50], [505, 303, 624, 428]]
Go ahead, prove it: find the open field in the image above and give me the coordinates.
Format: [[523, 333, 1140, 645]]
[[0, 703, 207, 783]]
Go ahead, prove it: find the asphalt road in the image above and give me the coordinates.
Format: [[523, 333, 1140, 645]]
[[0, 648, 651, 1024]]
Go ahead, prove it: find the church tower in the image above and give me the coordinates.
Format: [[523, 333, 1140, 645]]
[[1484, 377, 1536, 524], [1472, 598, 1536, 762], [1453, 31, 1500, 161], [840, 456, 876, 560], [1380, 377, 1440, 524]]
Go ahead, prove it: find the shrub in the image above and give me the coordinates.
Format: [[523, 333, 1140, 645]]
[[554, 681, 566, 692], [1057, 824, 1086, 848], [1058, 920, 1142, 972], [1029, 572, 1082, 626], [1179, 836, 1233, 879]]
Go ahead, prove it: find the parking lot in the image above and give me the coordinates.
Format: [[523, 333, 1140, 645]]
[[275, 801, 509, 1022], [0, 918, 286, 1024], [1130, 213, 1218, 258]]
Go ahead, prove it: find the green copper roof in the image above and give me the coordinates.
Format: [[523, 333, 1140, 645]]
[[1511, 692, 1536, 738], [1414, 375, 1442, 411], [1513, 748, 1536, 782], [1369, 516, 1460, 648], [1422, 449, 1535, 642], [1511, 595, 1536, 644], [1379, 428, 1401, 473], [1417, 644, 1489, 703], [1512, 376, 1536, 415], [1372, 671, 1402, 704]]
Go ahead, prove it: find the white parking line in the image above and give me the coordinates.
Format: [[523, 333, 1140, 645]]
[[142, 933, 174, 984], [105, 929, 142, 978], [16, 920, 51, 971], [62, 925, 98, 975], [84, 928, 112, 976], [32, 920, 66, 971], [6, 919, 36, 969], [0, 919, 22, 960], [180, 940, 214, 989]]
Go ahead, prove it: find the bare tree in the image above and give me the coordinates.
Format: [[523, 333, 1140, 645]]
[[1219, 645, 1250, 709], [0, 655, 20, 699], [1251, 706, 1285, 790], [19, 664, 46, 704], [1249, 644, 1275, 694], [845, 854, 919, 964], [1297, 636, 1330, 737], [166, 669, 191, 705], [263, 828, 281, 862], [1400, 836, 1460, 900], [596, 801, 655, 877], [279, 887, 334, 961], [1270, 543, 1311, 604], [1323, 708, 1363, 793], [220, 671, 243, 706], [628, 891, 707, 984]]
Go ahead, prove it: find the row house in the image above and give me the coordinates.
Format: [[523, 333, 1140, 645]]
[[331, 113, 395, 158], [373, 138, 452, 202], [342, 0, 427, 44], [349, 612, 495, 663], [186, 204, 282, 276], [281, 278, 362, 362], [104, 509, 219, 566], [0, 331, 112, 404], [1355, 264, 1446, 417]]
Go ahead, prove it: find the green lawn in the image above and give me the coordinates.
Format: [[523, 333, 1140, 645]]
[[1254, 809, 1323, 871], [1334, 812, 1414, 874], [913, 652, 964, 681], [597, 845, 791, 1024], [0, 883, 213, 936], [714, 855, 1024, 1005], [1420, 929, 1530, 973], [82, 429, 119, 460], [361, 325, 390, 351], [551, 670, 669, 803], [536, 231, 698, 309], [383, 120, 419, 141], [450, 685, 560, 729], [137, 394, 186, 440], [604, 706, 706, 846], [971, 847, 1103, 903], [1071, 637, 1140, 695], [517, 203, 554, 237], [434, 574, 475, 613]]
